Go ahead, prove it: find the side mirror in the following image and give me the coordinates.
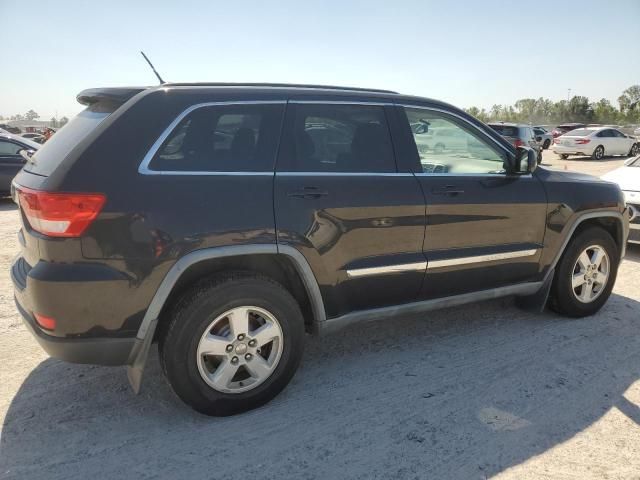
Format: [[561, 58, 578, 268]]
[[19, 149, 35, 162], [514, 146, 537, 174]]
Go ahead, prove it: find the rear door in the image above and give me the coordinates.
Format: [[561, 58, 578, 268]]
[[399, 106, 547, 299], [0, 139, 26, 192], [274, 101, 427, 318]]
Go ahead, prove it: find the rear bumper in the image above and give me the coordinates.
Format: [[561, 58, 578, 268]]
[[11, 256, 136, 365], [552, 144, 595, 156], [14, 298, 135, 365]]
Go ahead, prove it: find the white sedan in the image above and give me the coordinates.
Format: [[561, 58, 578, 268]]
[[602, 155, 640, 244], [553, 127, 639, 160]]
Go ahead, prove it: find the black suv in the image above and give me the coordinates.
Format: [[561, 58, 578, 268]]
[[11, 84, 629, 416]]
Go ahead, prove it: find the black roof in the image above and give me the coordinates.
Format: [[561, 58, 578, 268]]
[[162, 82, 398, 94]]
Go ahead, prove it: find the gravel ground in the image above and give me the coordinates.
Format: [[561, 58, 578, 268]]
[[1, 150, 639, 480]]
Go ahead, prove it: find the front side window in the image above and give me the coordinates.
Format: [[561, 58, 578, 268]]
[[149, 103, 284, 172], [0, 140, 22, 156], [278, 104, 396, 173], [405, 108, 506, 174]]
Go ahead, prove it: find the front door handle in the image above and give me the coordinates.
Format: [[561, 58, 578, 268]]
[[287, 187, 329, 199], [431, 185, 464, 196]]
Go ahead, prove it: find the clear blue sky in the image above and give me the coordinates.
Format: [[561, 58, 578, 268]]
[[2, 0, 639, 119]]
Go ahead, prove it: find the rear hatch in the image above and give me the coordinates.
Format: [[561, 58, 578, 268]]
[[488, 125, 520, 147], [13, 87, 145, 267]]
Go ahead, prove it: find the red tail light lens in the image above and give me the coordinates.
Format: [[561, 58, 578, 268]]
[[34, 313, 56, 330], [16, 187, 106, 237], [575, 139, 591, 144], [514, 138, 524, 148]]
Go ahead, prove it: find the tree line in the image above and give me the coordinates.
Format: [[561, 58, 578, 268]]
[[465, 85, 640, 126], [0, 110, 69, 128]]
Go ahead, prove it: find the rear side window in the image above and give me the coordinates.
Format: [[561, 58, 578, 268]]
[[277, 104, 396, 173], [148, 104, 284, 172], [24, 109, 111, 176]]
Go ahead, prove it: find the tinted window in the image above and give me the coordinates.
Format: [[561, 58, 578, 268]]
[[489, 125, 518, 137], [0, 140, 22, 155], [278, 104, 395, 173], [149, 104, 284, 172], [596, 129, 614, 138], [406, 108, 505, 174], [611, 129, 625, 137], [24, 109, 111, 176]]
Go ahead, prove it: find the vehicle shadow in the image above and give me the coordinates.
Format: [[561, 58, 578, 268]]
[[0, 197, 17, 212], [1, 294, 639, 479]]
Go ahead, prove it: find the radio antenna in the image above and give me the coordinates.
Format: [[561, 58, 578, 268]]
[[140, 51, 165, 84]]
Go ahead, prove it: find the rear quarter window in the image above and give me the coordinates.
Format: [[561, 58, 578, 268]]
[[489, 125, 518, 137], [147, 103, 284, 172], [24, 109, 111, 176]]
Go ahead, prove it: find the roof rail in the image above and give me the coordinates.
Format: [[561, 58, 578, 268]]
[[162, 82, 398, 94]]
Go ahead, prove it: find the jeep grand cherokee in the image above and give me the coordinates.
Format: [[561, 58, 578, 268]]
[[11, 83, 629, 416]]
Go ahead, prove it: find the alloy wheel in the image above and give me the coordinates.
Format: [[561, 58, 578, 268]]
[[571, 245, 610, 303], [196, 306, 284, 393]]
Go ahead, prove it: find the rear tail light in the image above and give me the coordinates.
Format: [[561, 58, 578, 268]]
[[16, 186, 106, 237], [514, 138, 524, 148], [575, 139, 591, 144], [34, 313, 56, 330]]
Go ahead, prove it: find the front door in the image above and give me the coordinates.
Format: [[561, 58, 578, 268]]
[[274, 102, 426, 318], [400, 106, 548, 299]]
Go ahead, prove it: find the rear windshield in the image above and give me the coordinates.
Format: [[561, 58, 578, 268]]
[[24, 109, 111, 176], [489, 125, 519, 137], [563, 129, 592, 136]]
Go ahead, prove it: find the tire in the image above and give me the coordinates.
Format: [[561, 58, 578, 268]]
[[543, 139, 551, 150], [537, 150, 543, 164], [560, 154, 569, 160], [548, 226, 619, 318], [592, 145, 604, 160], [629, 143, 639, 156], [159, 272, 305, 416]]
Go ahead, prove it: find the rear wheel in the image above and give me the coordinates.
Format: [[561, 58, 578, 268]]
[[560, 154, 569, 160], [537, 150, 543, 164], [592, 145, 605, 160], [159, 273, 305, 416], [543, 139, 551, 149], [548, 227, 619, 317]]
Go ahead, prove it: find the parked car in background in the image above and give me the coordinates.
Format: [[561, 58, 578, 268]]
[[0, 124, 21, 135], [553, 127, 639, 160], [0, 133, 39, 195], [488, 122, 542, 163], [552, 123, 586, 138], [21, 132, 43, 140], [533, 126, 553, 149], [602, 155, 640, 244]]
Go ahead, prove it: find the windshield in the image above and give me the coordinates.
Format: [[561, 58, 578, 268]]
[[24, 109, 111, 176]]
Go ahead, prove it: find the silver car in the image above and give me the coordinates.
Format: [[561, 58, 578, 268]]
[[534, 126, 553, 150]]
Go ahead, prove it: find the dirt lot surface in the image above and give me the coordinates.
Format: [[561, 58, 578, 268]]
[[1, 150, 639, 479]]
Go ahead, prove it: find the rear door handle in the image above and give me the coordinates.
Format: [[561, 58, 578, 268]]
[[287, 187, 329, 199], [431, 185, 464, 196]]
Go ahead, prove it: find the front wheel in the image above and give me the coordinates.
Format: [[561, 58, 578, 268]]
[[629, 143, 639, 156], [543, 139, 551, 149], [159, 273, 305, 416], [548, 226, 619, 317]]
